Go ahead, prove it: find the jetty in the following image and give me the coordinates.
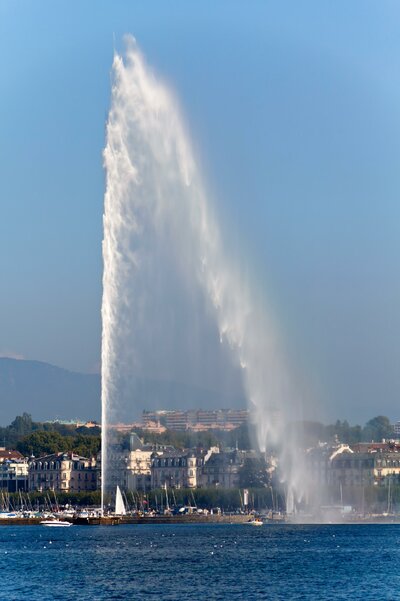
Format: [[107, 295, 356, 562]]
[[0, 513, 252, 526]]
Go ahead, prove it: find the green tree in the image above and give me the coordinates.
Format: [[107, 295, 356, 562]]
[[16, 430, 100, 458], [362, 416, 393, 442], [323, 420, 362, 444], [9, 413, 34, 437], [17, 431, 71, 456], [238, 457, 270, 488], [139, 428, 220, 450], [71, 434, 101, 457]]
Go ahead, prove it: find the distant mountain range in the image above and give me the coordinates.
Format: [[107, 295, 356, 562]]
[[0, 358, 100, 425], [0, 358, 246, 426]]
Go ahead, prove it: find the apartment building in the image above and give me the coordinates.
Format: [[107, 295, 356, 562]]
[[29, 452, 97, 492]]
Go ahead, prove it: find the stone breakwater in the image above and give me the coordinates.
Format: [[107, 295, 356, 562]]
[[0, 514, 252, 526], [73, 514, 252, 525]]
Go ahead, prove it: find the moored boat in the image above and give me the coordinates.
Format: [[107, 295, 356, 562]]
[[40, 519, 72, 527]]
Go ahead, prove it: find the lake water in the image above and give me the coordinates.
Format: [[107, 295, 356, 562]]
[[0, 524, 399, 600]]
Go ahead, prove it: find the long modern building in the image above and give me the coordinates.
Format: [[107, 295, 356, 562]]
[[142, 409, 249, 431]]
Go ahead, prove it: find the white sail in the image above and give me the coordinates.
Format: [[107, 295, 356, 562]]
[[115, 486, 126, 515]]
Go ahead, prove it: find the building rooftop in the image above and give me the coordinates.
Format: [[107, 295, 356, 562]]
[[0, 449, 24, 462], [29, 451, 93, 462], [204, 449, 243, 467], [351, 441, 400, 453]]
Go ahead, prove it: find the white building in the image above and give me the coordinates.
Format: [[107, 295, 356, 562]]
[[29, 452, 98, 492], [0, 459, 29, 492]]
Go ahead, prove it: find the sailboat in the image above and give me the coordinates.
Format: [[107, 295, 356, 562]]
[[115, 485, 127, 516]]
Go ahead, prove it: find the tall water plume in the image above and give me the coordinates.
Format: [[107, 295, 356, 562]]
[[101, 37, 309, 508]]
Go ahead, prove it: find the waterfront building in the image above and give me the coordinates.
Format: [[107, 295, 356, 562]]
[[329, 451, 374, 488], [306, 439, 400, 493], [151, 449, 204, 489], [103, 434, 179, 492], [0, 459, 29, 492], [0, 448, 29, 492], [103, 445, 130, 492], [200, 449, 245, 488], [29, 452, 98, 492], [330, 448, 400, 488], [305, 443, 354, 486], [126, 433, 153, 492]]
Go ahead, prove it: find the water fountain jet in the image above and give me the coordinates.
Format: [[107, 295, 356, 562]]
[[101, 36, 309, 512]]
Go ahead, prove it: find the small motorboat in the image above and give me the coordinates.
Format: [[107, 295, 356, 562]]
[[40, 519, 72, 527], [247, 518, 263, 526]]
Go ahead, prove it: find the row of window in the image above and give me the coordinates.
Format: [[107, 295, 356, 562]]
[[30, 473, 96, 481], [152, 458, 201, 468], [333, 458, 400, 469], [333, 460, 375, 469], [30, 461, 92, 470], [152, 469, 195, 478]]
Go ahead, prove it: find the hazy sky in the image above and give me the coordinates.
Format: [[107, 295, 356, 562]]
[[1, 1, 400, 422]]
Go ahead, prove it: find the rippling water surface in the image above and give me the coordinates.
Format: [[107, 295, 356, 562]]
[[0, 524, 399, 600]]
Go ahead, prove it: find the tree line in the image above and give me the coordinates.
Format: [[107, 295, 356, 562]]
[[291, 415, 394, 447], [0, 413, 100, 458]]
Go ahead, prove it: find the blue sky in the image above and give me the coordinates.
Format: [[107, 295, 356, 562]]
[[1, 1, 400, 422]]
